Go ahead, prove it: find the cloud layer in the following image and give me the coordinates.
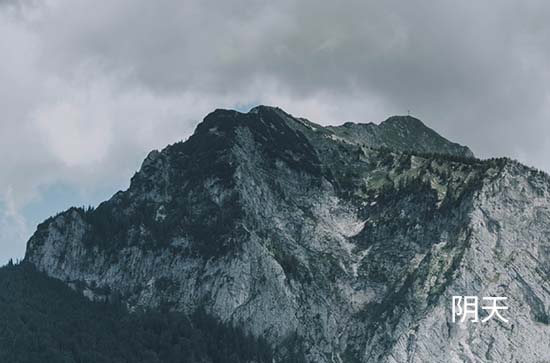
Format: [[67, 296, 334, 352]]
[[1, 0, 550, 262]]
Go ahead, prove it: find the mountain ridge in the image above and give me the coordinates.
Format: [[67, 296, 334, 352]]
[[24, 106, 550, 362], [328, 114, 474, 158]]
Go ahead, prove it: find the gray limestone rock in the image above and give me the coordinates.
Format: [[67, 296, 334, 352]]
[[25, 106, 549, 362]]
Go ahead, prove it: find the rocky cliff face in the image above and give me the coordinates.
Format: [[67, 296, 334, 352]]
[[25, 106, 550, 362]]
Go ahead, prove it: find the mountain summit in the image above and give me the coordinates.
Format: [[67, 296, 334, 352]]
[[25, 106, 550, 362], [328, 115, 474, 158]]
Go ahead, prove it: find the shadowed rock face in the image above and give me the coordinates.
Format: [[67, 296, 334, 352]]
[[26, 106, 549, 362], [328, 115, 475, 158]]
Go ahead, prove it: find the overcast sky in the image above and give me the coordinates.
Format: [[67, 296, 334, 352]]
[[1, 0, 550, 263]]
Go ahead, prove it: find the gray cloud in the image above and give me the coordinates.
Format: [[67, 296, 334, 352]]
[[30, 1, 550, 158], [1, 0, 550, 261]]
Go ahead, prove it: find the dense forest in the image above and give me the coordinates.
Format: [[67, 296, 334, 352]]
[[0, 262, 275, 363]]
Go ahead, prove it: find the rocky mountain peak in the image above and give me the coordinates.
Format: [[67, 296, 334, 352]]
[[24, 106, 550, 362], [381, 114, 424, 126], [329, 114, 474, 158]]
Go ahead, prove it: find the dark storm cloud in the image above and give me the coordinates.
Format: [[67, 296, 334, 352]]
[[1, 0, 550, 261]]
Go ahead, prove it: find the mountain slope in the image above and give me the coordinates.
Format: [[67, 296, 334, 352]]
[[25, 106, 550, 362], [327, 115, 474, 157], [0, 262, 275, 363]]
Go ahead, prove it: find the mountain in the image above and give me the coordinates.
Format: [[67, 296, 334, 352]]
[[327, 115, 474, 158], [24, 106, 550, 362]]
